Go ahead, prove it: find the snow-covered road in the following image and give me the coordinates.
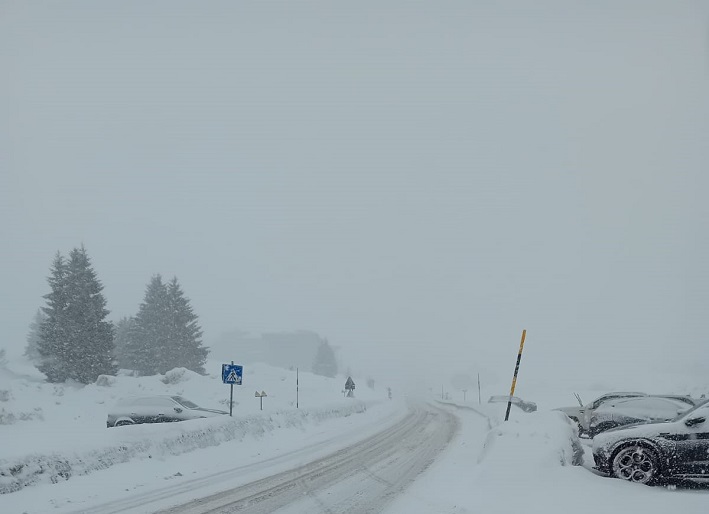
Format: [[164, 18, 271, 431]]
[[3, 362, 708, 514], [116, 403, 456, 514]]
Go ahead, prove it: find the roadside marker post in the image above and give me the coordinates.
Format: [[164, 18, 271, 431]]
[[255, 390, 267, 410], [504, 330, 527, 422], [477, 373, 481, 405]]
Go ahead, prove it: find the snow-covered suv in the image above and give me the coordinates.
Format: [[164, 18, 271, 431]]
[[106, 395, 227, 427]]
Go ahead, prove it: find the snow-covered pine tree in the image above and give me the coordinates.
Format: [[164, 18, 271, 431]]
[[24, 309, 46, 363], [161, 277, 208, 374], [37, 248, 116, 383], [130, 275, 171, 375], [37, 252, 71, 382], [312, 339, 338, 378], [62, 246, 116, 383]]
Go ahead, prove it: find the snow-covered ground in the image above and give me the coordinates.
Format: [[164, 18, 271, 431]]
[[1, 358, 708, 513]]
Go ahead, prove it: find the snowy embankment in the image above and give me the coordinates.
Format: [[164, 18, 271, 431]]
[[390, 397, 709, 514], [477, 410, 582, 469], [436, 398, 582, 468], [0, 402, 369, 494], [0, 360, 395, 498]]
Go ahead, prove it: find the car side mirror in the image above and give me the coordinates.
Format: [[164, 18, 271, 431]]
[[174, 407, 183, 413], [685, 416, 706, 427]]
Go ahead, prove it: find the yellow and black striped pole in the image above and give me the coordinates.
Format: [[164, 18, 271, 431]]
[[504, 329, 527, 421]]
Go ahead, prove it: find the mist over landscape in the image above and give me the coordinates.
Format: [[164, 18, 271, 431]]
[[2, 0, 707, 396]]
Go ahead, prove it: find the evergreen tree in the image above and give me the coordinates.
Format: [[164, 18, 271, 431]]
[[37, 247, 116, 383], [64, 246, 116, 383], [24, 309, 46, 363], [162, 277, 208, 374], [129, 275, 170, 375], [37, 252, 71, 382], [129, 275, 208, 375], [312, 339, 338, 378]]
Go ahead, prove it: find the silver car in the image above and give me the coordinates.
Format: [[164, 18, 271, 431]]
[[487, 395, 537, 413], [588, 396, 693, 437], [556, 392, 647, 435], [107, 395, 228, 427]]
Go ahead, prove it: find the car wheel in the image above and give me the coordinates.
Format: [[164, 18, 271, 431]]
[[611, 445, 659, 485], [115, 420, 134, 427]]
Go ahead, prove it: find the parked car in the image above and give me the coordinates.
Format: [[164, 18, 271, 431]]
[[556, 392, 647, 435], [656, 395, 701, 408], [592, 399, 709, 485], [107, 395, 228, 428], [588, 396, 693, 437], [488, 395, 537, 413]]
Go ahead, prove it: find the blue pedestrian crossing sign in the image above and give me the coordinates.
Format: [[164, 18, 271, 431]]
[[222, 364, 243, 385]]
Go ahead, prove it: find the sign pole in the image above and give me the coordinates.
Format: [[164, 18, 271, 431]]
[[504, 330, 527, 422], [229, 360, 234, 417], [222, 361, 243, 417], [296, 367, 299, 409], [477, 373, 481, 405]]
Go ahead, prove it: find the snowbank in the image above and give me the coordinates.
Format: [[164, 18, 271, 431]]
[[0, 359, 390, 496], [0, 402, 368, 494], [477, 410, 583, 471], [437, 398, 582, 470]]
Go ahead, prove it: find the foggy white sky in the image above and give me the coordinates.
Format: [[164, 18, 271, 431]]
[[1, 1, 708, 388]]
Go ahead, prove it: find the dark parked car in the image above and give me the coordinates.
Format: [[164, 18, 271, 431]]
[[107, 395, 228, 427], [592, 399, 709, 484]]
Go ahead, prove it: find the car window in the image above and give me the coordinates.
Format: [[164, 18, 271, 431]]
[[157, 398, 179, 408], [173, 396, 198, 409], [133, 398, 158, 406], [131, 397, 175, 408]]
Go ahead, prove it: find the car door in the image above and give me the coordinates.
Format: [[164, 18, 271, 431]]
[[130, 398, 160, 424], [666, 404, 709, 476], [152, 397, 182, 422]]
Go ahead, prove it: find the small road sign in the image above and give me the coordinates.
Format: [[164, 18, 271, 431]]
[[222, 364, 243, 385], [345, 377, 355, 398], [255, 390, 267, 410], [345, 377, 355, 390]]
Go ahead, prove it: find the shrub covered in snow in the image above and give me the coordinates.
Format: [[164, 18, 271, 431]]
[[94, 375, 116, 387], [160, 367, 199, 385]]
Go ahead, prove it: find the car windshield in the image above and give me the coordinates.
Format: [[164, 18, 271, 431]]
[[172, 396, 199, 409], [671, 398, 709, 421]]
